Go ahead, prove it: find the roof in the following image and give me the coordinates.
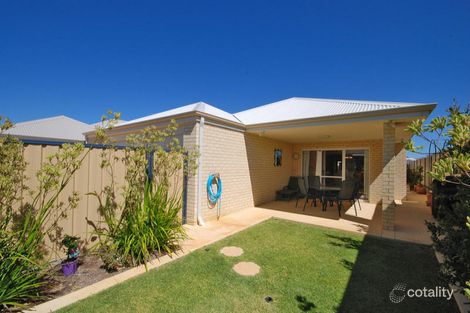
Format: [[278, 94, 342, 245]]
[[89, 97, 435, 132], [2, 115, 93, 142], [234, 97, 435, 125], [91, 119, 127, 126], [117, 102, 241, 127]]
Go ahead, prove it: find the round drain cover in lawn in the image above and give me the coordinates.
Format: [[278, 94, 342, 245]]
[[233, 262, 260, 276], [220, 246, 244, 257]]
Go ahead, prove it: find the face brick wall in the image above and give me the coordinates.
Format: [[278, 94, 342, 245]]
[[197, 124, 293, 221], [244, 133, 293, 206], [182, 122, 199, 224], [195, 128, 407, 223], [395, 143, 407, 200]]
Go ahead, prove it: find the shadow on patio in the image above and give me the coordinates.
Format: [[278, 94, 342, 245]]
[[253, 191, 433, 244], [255, 198, 380, 234]]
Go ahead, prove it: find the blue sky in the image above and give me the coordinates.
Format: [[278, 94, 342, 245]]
[[0, 0, 469, 155]]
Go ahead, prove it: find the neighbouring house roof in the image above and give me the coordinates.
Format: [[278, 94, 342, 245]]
[[234, 97, 435, 125], [107, 97, 435, 131], [2, 115, 93, 142], [117, 102, 242, 127]]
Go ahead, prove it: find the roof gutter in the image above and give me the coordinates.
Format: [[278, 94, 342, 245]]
[[244, 104, 436, 132], [83, 111, 245, 137]]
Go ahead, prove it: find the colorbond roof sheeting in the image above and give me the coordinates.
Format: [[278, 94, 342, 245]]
[[90, 120, 127, 127], [118, 101, 242, 127], [233, 97, 434, 125], [3, 115, 93, 142]]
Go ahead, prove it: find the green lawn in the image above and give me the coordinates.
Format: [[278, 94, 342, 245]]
[[58, 219, 459, 313]]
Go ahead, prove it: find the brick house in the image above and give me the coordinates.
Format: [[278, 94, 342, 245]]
[[85, 97, 435, 231]]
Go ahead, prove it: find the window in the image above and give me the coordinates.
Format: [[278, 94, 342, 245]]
[[302, 149, 369, 198]]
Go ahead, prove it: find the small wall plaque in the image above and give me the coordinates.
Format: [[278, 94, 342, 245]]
[[274, 149, 282, 167]]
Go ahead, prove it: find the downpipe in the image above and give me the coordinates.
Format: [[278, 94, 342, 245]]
[[196, 116, 206, 226]]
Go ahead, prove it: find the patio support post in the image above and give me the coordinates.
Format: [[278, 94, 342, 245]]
[[382, 122, 396, 231]]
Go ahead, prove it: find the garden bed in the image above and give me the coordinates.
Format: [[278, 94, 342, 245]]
[[43, 255, 127, 300]]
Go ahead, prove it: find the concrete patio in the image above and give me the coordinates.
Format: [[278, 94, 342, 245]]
[[184, 191, 433, 250]]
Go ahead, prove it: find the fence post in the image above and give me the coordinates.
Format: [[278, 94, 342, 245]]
[[146, 151, 154, 184]]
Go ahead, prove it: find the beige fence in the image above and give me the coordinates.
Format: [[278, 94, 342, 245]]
[[407, 153, 441, 187], [18, 143, 184, 259]]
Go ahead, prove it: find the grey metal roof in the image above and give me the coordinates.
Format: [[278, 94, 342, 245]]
[[118, 101, 242, 126], [234, 97, 435, 125], [2, 115, 93, 142], [91, 119, 127, 126], [90, 97, 435, 131]]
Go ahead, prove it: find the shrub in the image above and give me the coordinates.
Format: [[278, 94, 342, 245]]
[[0, 116, 86, 309], [426, 181, 470, 290], [88, 117, 197, 270], [406, 165, 423, 188], [406, 103, 469, 296], [117, 181, 185, 266]]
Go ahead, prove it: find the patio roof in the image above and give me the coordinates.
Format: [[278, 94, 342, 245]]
[[234, 97, 435, 126]]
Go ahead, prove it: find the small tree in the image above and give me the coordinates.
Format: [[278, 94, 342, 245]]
[[405, 104, 470, 186], [405, 103, 469, 297]]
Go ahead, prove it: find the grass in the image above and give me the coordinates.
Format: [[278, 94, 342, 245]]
[[58, 219, 459, 313]]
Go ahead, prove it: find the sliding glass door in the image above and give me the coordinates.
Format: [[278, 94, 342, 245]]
[[345, 150, 369, 195], [302, 149, 369, 198], [321, 150, 343, 188]]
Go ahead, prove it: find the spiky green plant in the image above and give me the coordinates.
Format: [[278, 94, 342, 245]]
[[89, 180, 186, 270], [87, 118, 196, 271], [117, 181, 186, 267]]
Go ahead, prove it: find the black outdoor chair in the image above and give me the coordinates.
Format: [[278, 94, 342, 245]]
[[295, 177, 309, 208], [276, 176, 300, 201], [322, 180, 357, 217], [307, 175, 321, 207]]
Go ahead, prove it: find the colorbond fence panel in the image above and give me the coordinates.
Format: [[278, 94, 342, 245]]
[[19, 143, 184, 257], [407, 153, 441, 187]]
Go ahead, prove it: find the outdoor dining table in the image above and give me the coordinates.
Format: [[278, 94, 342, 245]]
[[307, 186, 341, 211]]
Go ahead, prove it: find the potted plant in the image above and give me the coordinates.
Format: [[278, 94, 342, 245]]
[[407, 165, 423, 191], [426, 190, 432, 206], [61, 235, 80, 276]]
